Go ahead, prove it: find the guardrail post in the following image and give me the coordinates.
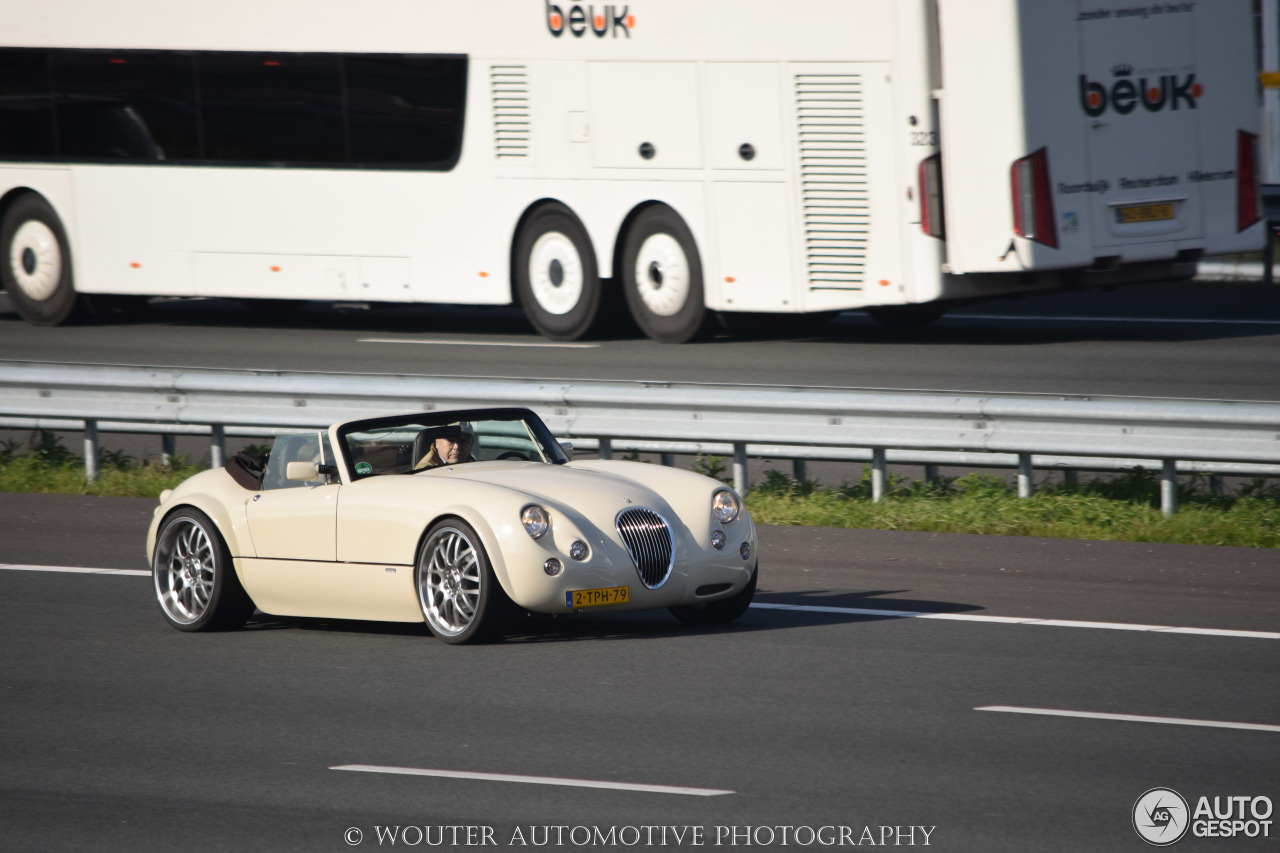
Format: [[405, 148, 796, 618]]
[[83, 419, 99, 482], [733, 443, 747, 494], [598, 437, 612, 460], [1063, 469, 1078, 488], [1161, 460, 1178, 516], [210, 425, 225, 468], [162, 434, 176, 467], [660, 452, 674, 467], [1017, 454, 1034, 498], [792, 459, 807, 482], [924, 464, 939, 486], [871, 448, 887, 502], [1209, 474, 1224, 496]]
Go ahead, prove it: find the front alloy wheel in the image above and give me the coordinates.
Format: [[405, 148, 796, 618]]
[[416, 520, 509, 644]]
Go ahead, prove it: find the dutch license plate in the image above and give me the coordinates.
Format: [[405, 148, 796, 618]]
[[567, 586, 629, 608], [1115, 203, 1175, 224]]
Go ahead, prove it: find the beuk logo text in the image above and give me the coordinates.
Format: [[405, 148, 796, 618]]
[[1080, 64, 1201, 116], [546, 2, 634, 37]]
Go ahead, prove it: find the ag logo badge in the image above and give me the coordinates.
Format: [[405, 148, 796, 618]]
[[1133, 787, 1190, 846]]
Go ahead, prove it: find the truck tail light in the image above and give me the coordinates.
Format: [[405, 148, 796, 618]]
[[918, 152, 945, 239], [1011, 148, 1058, 248], [1238, 130, 1262, 232]]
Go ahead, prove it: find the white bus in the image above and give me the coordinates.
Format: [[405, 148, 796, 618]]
[[0, 0, 1265, 342]]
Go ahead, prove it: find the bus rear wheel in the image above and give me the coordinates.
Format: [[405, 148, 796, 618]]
[[620, 205, 709, 343], [513, 203, 603, 341], [1, 194, 82, 326]]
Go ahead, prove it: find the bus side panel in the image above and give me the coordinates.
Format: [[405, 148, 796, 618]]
[[1196, 3, 1267, 255], [935, 0, 1035, 276]]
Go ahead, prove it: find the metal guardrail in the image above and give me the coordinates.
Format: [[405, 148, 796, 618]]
[[3, 360, 1280, 515]]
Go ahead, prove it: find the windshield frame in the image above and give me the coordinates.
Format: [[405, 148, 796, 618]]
[[334, 407, 568, 481]]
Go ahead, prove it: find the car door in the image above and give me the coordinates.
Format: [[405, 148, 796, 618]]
[[244, 432, 338, 562]]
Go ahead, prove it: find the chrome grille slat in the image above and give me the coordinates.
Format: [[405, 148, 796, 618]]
[[615, 507, 674, 589]]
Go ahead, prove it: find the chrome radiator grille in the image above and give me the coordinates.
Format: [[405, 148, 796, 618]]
[[615, 508, 674, 589]]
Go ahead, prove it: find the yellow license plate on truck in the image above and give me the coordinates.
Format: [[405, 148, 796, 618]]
[[567, 586, 629, 608], [1115, 203, 1174, 223]]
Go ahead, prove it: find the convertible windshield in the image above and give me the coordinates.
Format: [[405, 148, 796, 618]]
[[338, 408, 566, 479]]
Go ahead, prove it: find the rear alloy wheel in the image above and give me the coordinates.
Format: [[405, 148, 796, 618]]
[[513, 203, 603, 340], [1, 193, 82, 326], [621, 205, 709, 343], [417, 519, 510, 644], [153, 509, 255, 632]]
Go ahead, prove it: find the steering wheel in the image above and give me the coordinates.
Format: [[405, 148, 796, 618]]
[[496, 451, 529, 461]]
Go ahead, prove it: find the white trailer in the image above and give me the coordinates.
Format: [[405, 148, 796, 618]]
[[0, 0, 1264, 342]]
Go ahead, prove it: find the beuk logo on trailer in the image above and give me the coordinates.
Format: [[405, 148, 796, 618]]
[[546, 2, 634, 37], [1079, 64, 1202, 117]]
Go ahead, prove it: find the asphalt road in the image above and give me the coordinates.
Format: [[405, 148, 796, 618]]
[[2, 493, 1276, 852], [3, 280, 1280, 401]]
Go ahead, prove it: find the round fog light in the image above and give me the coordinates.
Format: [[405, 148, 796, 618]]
[[739, 542, 751, 561], [711, 530, 726, 550], [569, 540, 589, 561], [543, 558, 563, 576]]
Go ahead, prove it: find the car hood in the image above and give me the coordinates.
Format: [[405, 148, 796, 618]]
[[424, 460, 668, 512]]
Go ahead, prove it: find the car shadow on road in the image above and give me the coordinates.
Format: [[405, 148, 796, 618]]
[[232, 587, 984, 643]]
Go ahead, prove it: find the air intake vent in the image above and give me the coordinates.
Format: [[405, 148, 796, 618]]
[[795, 73, 868, 290], [615, 507, 674, 589], [491, 65, 530, 159]]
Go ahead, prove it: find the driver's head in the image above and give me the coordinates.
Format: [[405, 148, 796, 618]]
[[433, 422, 475, 464]]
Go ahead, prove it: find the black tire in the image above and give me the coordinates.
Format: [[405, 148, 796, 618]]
[[0, 193, 83, 326], [152, 508, 256, 632], [620, 205, 710, 343], [416, 518, 512, 644], [669, 566, 758, 626], [865, 304, 946, 328], [512, 203, 604, 341]]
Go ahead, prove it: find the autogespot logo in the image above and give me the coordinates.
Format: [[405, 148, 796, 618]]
[[1134, 788, 1191, 846]]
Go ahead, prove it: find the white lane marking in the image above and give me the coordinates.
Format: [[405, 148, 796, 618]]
[[330, 765, 734, 796], [359, 337, 600, 349], [749, 603, 1280, 640], [0, 563, 149, 577], [975, 706, 1280, 733], [940, 313, 1280, 327]]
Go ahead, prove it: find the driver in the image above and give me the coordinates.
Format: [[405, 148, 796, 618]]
[[416, 422, 476, 468]]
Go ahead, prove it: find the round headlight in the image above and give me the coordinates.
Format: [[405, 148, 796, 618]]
[[521, 505, 549, 539], [543, 558, 562, 576], [569, 540, 589, 561], [711, 530, 726, 550], [712, 490, 741, 524]]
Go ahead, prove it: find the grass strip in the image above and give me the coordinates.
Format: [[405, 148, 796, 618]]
[[745, 470, 1280, 548]]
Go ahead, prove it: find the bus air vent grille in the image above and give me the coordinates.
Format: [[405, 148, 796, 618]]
[[795, 73, 867, 290], [491, 65, 530, 159]]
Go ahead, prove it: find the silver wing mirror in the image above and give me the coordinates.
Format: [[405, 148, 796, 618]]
[[558, 441, 574, 461]]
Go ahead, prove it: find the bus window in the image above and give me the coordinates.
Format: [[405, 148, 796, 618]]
[[51, 51, 198, 161], [345, 55, 466, 168], [199, 52, 344, 164], [0, 50, 55, 159]]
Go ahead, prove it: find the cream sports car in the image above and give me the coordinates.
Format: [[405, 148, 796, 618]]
[[147, 408, 758, 643]]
